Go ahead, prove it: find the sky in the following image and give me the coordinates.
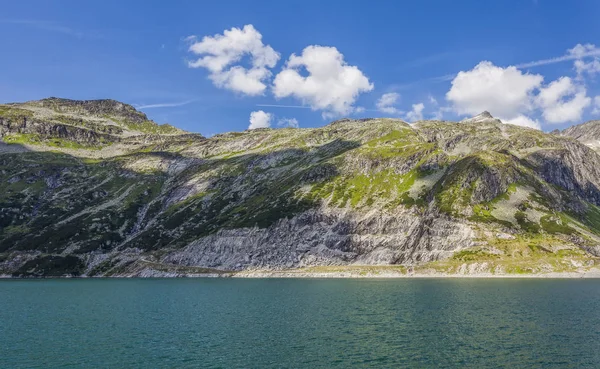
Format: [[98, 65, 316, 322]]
[[1, 0, 599, 136]]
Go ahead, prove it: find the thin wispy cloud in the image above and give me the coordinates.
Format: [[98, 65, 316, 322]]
[[429, 74, 457, 82], [392, 74, 456, 90], [136, 99, 197, 109], [397, 48, 494, 71], [516, 48, 600, 68], [0, 19, 85, 38], [256, 104, 312, 109]]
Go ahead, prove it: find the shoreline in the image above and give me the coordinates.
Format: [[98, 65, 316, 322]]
[[3, 268, 600, 279], [232, 269, 600, 279]]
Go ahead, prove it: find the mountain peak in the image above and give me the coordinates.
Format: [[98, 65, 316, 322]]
[[37, 97, 148, 123], [0, 97, 186, 149], [461, 111, 496, 123]]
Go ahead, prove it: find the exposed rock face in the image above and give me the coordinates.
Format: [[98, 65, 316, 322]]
[[39, 97, 149, 124], [164, 208, 476, 270], [0, 98, 189, 152], [461, 111, 500, 124], [526, 140, 600, 205], [561, 120, 600, 152], [1, 98, 600, 277], [0, 115, 120, 146]]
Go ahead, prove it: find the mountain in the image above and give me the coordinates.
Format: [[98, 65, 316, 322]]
[[0, 97, 194, 157], [1, 100, 600, 277], [460, 111, 500, 124], [560, 120, 600, 152]]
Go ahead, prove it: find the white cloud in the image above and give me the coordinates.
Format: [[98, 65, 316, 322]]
[[569, 44, 600, 79], [542, 92, 590, 123], [136, 99, 197, 109], [517, 43, 600, 68], [435, 43, 600, 129], [187, 25, 280, 96], [502, 115, 541, 130], [277, 117, 299, 128], [446, 61, 543, 119], [593, 96, 600, 115], [574, 58, 600, 78], [536, 77, 591, 123], [535, 76, 574, 108], [248, 112, 298, 129], [272, 45, 373, 117], [248, 110, 272, 129], [405, 103, 425, 122], [209, 66, 273, 96], [376, 92, 402, 114], [569, 43, 597, 59]]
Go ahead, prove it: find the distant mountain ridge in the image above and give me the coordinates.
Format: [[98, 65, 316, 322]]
[[560, 120, 600, 152], [1, 98, 600, 277], [0, 97, 199, 158]]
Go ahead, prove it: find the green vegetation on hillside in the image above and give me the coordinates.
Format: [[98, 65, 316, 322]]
[[2, 133, 105, 149], [1, 105, 600, 277]]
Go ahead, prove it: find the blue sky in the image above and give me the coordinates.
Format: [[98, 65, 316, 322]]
[[1, 0, 599, 135]]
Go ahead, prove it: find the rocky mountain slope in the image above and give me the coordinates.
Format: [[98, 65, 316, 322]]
[[1, 98, 600, 277], [561, 120, 600, 152]]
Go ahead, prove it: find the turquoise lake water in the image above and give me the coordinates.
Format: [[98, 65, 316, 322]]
[[1, 279, 600, 368]]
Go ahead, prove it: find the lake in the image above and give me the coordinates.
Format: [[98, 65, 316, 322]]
[[1, 279, 599, 368]]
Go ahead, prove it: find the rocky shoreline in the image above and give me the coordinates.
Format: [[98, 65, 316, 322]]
[[233, 269, 600, 279], [3, 267, 600, 279]]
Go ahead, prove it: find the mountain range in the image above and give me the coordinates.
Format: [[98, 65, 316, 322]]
[[2, 98, 600, 277]]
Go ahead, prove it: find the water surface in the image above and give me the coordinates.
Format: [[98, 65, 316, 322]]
[[1, 279, 599, 368]]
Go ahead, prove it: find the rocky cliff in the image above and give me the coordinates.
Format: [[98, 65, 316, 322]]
[[1, 98, 600, 277], [561, 120, 600, 152]]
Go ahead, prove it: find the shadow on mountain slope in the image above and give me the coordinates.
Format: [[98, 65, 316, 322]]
[[0, 139, 362, 254]]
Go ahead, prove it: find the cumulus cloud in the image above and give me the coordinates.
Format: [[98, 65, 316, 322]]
[[445, 59, 598, 128], [405, 103, 425, 122], [248, 111, 298, 129], [569, 44, 600, 79], [536, 77, 591, 123], [187, 25, 280, 95], [272, 45, 373, 117], [428, 42, 600, 129], [376, 92, 402, 114], [248, 110, 273, 129], [542, 92, 590, 123], [535, 76, 574, 107], [446, 61, 543, 118], [277, 117, 299, 128]]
